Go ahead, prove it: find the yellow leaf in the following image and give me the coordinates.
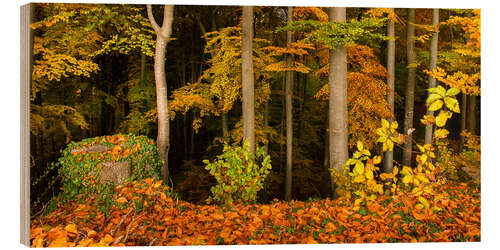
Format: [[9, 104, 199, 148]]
[[357, 141, 364, 151], [428, 100, 444, 111], [365, 169, 374, 180], [64, 224, 78, 235], [418, 197, 430, 209], [436, 110, 452, 127], [420, 115, 435, 125], [434, 129, 450, 139]]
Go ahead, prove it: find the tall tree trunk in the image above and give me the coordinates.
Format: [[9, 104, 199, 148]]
[[403, 8, 416, 167], [384, 8, 396, 174], [222, 113, 228, 136], [424, 9, 440, 145], [147, 5, 174, 182], [242, 6, 255, 154], [285, 6, 294, 201], [459, 93, 467, 151], [467, 95, 477, 135], [329, 7, 349, 195], [263, 102, 269, 155], [140, 52, 147, 86]]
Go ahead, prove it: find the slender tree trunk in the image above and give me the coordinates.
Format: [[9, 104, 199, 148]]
[[467, 95, 477, 135], [263, 102, 269, 155], [424, 9, 440, 145], [242, 6, 255, 154], [329, 7, 349, 195], [459, 95, 467, 152], [147, 5, 174, 182], [140, 53, 147, 86], [403, 8, 416, 167], [384, 8, 396, 174], [222, 113, 228, 136], [285, 6, 294, 201]]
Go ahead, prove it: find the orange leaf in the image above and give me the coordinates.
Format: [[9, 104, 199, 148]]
[[116, 197, 128, 203]]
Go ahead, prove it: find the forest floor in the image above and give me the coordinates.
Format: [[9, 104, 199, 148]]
[[30, 178, 480, 247]]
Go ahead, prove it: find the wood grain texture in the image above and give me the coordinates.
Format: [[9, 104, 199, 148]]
[[20, 3, 33, 246]]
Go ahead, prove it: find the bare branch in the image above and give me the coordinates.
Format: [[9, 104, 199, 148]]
[[147, 4, 160, 34]]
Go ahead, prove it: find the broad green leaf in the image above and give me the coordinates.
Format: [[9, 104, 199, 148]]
[[428, 100, 443, 111]]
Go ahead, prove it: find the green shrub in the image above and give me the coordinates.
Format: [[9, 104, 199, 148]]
[[203, 140, 271, 205], [57, 134, 162, 202]]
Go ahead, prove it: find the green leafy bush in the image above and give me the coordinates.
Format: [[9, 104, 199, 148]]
[[57, 134, 162, 202], [203, 140, 272, 204]]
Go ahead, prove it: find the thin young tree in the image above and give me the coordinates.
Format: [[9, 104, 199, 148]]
[[242, 6, 255, 154], [329, 7, 348, 194], [147, 4, 174, 182], [384, 8, 396, 173], [403, 8, 416, 166], [285, 6, 294, 201], [424, 8, 440, 145]]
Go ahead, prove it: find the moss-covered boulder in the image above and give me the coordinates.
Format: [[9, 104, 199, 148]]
[[57, 134, 162, 200]]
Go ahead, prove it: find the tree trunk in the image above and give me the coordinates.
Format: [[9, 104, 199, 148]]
[[403, 8, 416, 167], [147, 4, 174, 182], [459, 94, 467, 151], [263, 102, 269, 156], [329, 7, 349, 194], [222, 113, 228, 137], [467, 95, 477, 135], [285, 6, 294, 201], [384, 8, 396, 174], [242, 6, 255, 154], [424, 8, 440, 145]]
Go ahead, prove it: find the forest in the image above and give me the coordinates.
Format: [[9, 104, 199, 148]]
[[28, 3, 480, 246]]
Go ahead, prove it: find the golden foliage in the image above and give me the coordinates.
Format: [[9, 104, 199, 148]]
[[314, 45, 391, 149], [425, 67, 480, 96], [169, 27, 274, 133]]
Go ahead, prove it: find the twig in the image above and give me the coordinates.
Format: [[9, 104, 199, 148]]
[[112, 235, 124, 246], [124, 213, 143, 243], [149, 238, 157, 246], [111, 206, 135, 236]]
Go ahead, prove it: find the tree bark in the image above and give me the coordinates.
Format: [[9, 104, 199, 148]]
[[384, 8, 396, 174], [147, 5, 174, 182], [285, 6, 294, 201], [242, 6, 255, 154], [467, 95, 477, 135], [459, 93, 467, 151], [403, 8, 416, 167], [329, 7, 349, 194], [424, 8, 440, 145], [222, 113, 228, 136]]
